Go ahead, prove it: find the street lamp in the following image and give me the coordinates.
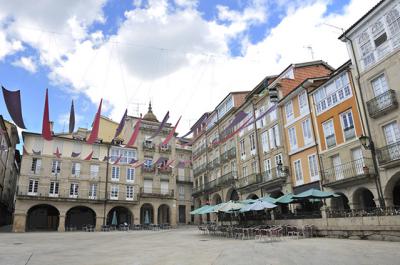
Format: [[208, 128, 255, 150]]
[[359, 135, 385, 207]]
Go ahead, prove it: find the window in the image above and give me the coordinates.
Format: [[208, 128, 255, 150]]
[[264, 159, 272, 179], [249, 133, 256, 152], [358, 31, 375, 68], [90, 164, 99, 178], [126, 185, 134, 200], [294, 160, 303, 185], [298, 91, 308, 115], [269, 109, 277, 121], [51, 160, 61, 175], [352, 148, 365, 175], [161, 181, 169, 195], [70, 183, 79, 198], [28, 179, 38, 195], [272, 125, 280, 147], [285, 101, 294, 121], [240, 139, 245, 158], [178, 168, 185, 181], [274, 153, 283, 177], [314, 73, 351, 114], [288, 127, 297, 151], [387, 9, 400, 47], [110, 185, 119, 200], [371, 20, 388, 55], [341, 111, 355, 141], [251, 161, 258, 174], [92, 145, 100, 159], [179, 185, 185, 200], [257, 107, 266, 128], [127, 168, 135, 182], [49, 181, 59, 197], [308, 154, 319, 181], [302, 119, 313, 145], [121, 149, 136, 164], [371, 74, 389, 96], [383, 121, 400, 145], [323, 120, 336, 149], [261, 131, 269, 152], [31, 158, 41, 174], [72, 162, 81, 177], [332, 155, 344, 180], [242, 166, 248, 177], [89, 183, 97, 199], [111, 166, 120, 181]]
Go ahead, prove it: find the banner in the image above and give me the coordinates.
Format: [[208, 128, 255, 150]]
[[87, 99, 103, 144], [162, 116, 181, 145], [69, 100, 75, 134], [42, 89, 52, 141], [2, 86, 26, 129], [125, 118, 142, 147], [114, 109, 127, 138], [150, 111, 169, 139]]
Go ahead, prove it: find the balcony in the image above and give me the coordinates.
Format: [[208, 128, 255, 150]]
[[228, 148, 236, 159], [366, 90, 398, 119], [326, 135, 336, 149], [259, 166, 289, 191], [217, 171, 237, 187], [193, 144, 206, 158], [142, 165, 156, 174], [192, 171, 237, 195], [236, 173, 262, 191], [220, 127, 234, 140], [343, 126, 356, 141], [322, 158, 376, 188], [140, 187, 174, 198], [159, 144, 171, 153], [220, 151, 229, 163], [158, 166, 172, 174], [143, 142, 155, 151], [193, 164, 207, 176], [377, 141, 400, 167]]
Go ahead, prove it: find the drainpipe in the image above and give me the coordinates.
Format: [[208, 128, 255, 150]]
[[103, 144, 111, 225], [344, 35, 385, 207], [251, 99, 263, 197]]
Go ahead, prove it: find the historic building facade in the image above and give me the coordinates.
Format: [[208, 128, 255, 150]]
[[13, 104, 192, 232], [340, 0, 400, 208], [0, 115, 20, 226]]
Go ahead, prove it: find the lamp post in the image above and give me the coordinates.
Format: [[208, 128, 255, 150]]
[[359, 135, 386, 207]]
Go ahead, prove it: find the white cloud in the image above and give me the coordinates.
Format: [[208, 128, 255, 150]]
[[57, 112, 84, 131], [12, 56, 37, 73], [0, 31, 23, 60], [0, 0, 382, 134]]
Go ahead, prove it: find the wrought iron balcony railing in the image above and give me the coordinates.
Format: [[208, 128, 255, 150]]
[[140, 187, 174, 198], [236, 173, 262, 189], [326, 206, 400, 218], [193, 163, 207, 176], [193, 144, 206, 158], [376, 141, 400, 165], [322, 158, 375, 186], [142, 165, 156, 173], [366, 90, 398, 119], [158, 167, 172, 174], [326, 134, 336, 149], [262, 166, 289, 182], [143, 142, 155, 151], [192, 171, 237, 195], [228, 147, 236, 159]]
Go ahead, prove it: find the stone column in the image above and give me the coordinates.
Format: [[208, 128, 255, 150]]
[[58, 215, 65, 232], [96, 217, 104, 231], [13, 213, 26, 232], [170, 202, 177, 227], [153, 206, 158, 225]]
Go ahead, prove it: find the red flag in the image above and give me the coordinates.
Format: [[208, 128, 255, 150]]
[[87, 99, 102, 144], [125, 118, 141, 147], [165, 159, 175, 168], [162, 116, 181, 146], [84, 151, 93, 160], [133, 161, 144, 168], [113, 154, 122, 165], [42, 89, 52, 141], [54, 147, 61, 158]]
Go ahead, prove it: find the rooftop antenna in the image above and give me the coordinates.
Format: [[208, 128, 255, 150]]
[[304, 45, 314, 60]]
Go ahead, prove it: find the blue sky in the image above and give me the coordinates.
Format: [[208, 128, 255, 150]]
[[0, 0, 378, 143]]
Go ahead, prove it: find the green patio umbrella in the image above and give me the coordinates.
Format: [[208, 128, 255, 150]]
[[214, 201, 244, 213], [190, 205, 212, 215], [239, 200, 277, 212], [260, 196, 277, 204], [111, 211, 118, 226], [239, 199, 257, 204], [274, 193, 295, 204], [292, 188, 339, 199], [196, 205, 215, 215]]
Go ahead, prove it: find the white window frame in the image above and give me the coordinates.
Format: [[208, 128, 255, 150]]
[[28, 179, 38, 195], [126, 167, 135, 182], [261, 131, 269, 153], [90, 164, 99, 178], [110, 185, 119, 200], [323, 119, 336, 149], [49, 181, 59, 197], [31, 158, 41, 174], [302, 118, 313, 145], [111, 166, 120, 181], [340, 110, 355, 141], [298, 91, 308, 115], [69, 183, 79, 198], [288, 126, 297, 151], [126, 185, 134, 200], [294, 159, 304, 186], [89, 183, 97, 199], [308, 154, 319, 182], [285, 100, 294, 121], [51, 160, 61, 175]]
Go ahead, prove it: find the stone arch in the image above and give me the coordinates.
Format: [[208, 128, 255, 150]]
[[383, 172, 400, 207], [65, 206, 96, 230], [107, 206, 133, 226], [158, 204, 170, 224], [211, 193, 223, 205], [353, 187, 376, 209], [26, 204, 59, 232], [140, 203, 154, 225], [226, 188, 239, 201], [330, 192, 350, 210], [246, 193, 259, 200]]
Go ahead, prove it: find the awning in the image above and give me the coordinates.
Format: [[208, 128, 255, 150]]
[[292, 188, 339, 199]]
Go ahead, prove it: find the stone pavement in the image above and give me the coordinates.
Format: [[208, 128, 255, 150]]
[[0, 227, 399, 265]]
